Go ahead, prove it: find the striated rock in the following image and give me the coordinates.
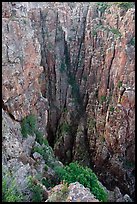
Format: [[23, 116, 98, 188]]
[[72, 118, 91, 166], [2, 2, 48, 135], [2, 2, 135, 200]]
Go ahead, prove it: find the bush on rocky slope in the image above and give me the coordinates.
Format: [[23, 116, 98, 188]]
[[21, 114, 36, 138], [21, 114, 48, 145], [21, 114, 108, 202], [54, 162, 108, 202], [2, 168, 23, 202]]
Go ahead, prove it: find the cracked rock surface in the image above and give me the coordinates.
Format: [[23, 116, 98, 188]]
[[2, 2, 135, 201]]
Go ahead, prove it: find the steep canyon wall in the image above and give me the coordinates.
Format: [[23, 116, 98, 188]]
[[2, 2, 135, 199]]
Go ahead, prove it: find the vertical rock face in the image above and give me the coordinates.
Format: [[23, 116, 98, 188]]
[[2, 2, 48, 133], [83, 4, 135, 197], [2, 2, 135, 199]]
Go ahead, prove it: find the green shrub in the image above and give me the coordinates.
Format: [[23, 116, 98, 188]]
[[109, 106, 114, 113], [129, 37, 135, 46], [42, 178, 50, 188], [60, 122, 70, 133], [67, 74, 75, 86], [117, 80, 122, 88], [43, 138, 49, 145], [93, 29, 97, 36], [32, 143, 56, 169], [44, 164, 48, 171], [28, 176, 43, 202], [100, 95, 107, 104], [2, 171, 23, 202], [96, 2, 110, 13], [35, 130, 44, 145], [33, 146, 45, 158], [63, 107, 68, 113], [114, 2, 134, 10], [21, 114, 48, 146], [21, 114, 37, 138], [109, 28, 122, 38], [42, 177, 56, 189], [60, 62, 66, 73], [31, 185, 43, 202], [54, 162, 108, 202], [124, 160, 135, 169]]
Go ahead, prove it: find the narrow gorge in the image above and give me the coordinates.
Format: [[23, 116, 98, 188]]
[[2, 2, 135, 202]]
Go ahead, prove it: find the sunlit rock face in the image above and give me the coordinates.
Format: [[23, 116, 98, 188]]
[[2, 2, 135, 199]]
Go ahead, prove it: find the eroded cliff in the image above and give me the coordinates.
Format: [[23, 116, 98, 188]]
[[2, 2, 135, 200]]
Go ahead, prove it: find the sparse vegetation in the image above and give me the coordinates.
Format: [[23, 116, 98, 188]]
[[63, 107, 68, 113], [23, 19, 27, 24], [47, 181, 69, 202], [32, 141, 57, 169], [42, 177, 56, 189], [32, 145, 52, 163], [47, 43, 53, 50], [109, 106, 114, 113], [43, 138, 49, 145], [21, 114, 36, 138], [82, 75, 88, 81], [96, 2, 110, 13], [129, 37, 135, 46], [60, 62, 66, 73], [114, 2, 134, 10], [100, 135, 105, 143], [44, 164, 48, 171], [100, 95, 107, 104], [56, 35, 62, 41], [68, 36, 73, 41], [88, 118, 96, 129], [21, 114, 48, 145], [35, 130, 44, 145], [60, 122, 71, 134], [124, 160, 135, 169], [2, 170, 23, 202], [28, 176, 44, 202], [117, 80, 123, 88], [109, 28, 122, 39], [33, 146, 45, 158], [61, 181, 69, 194], [93, 29, 97, 36]]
